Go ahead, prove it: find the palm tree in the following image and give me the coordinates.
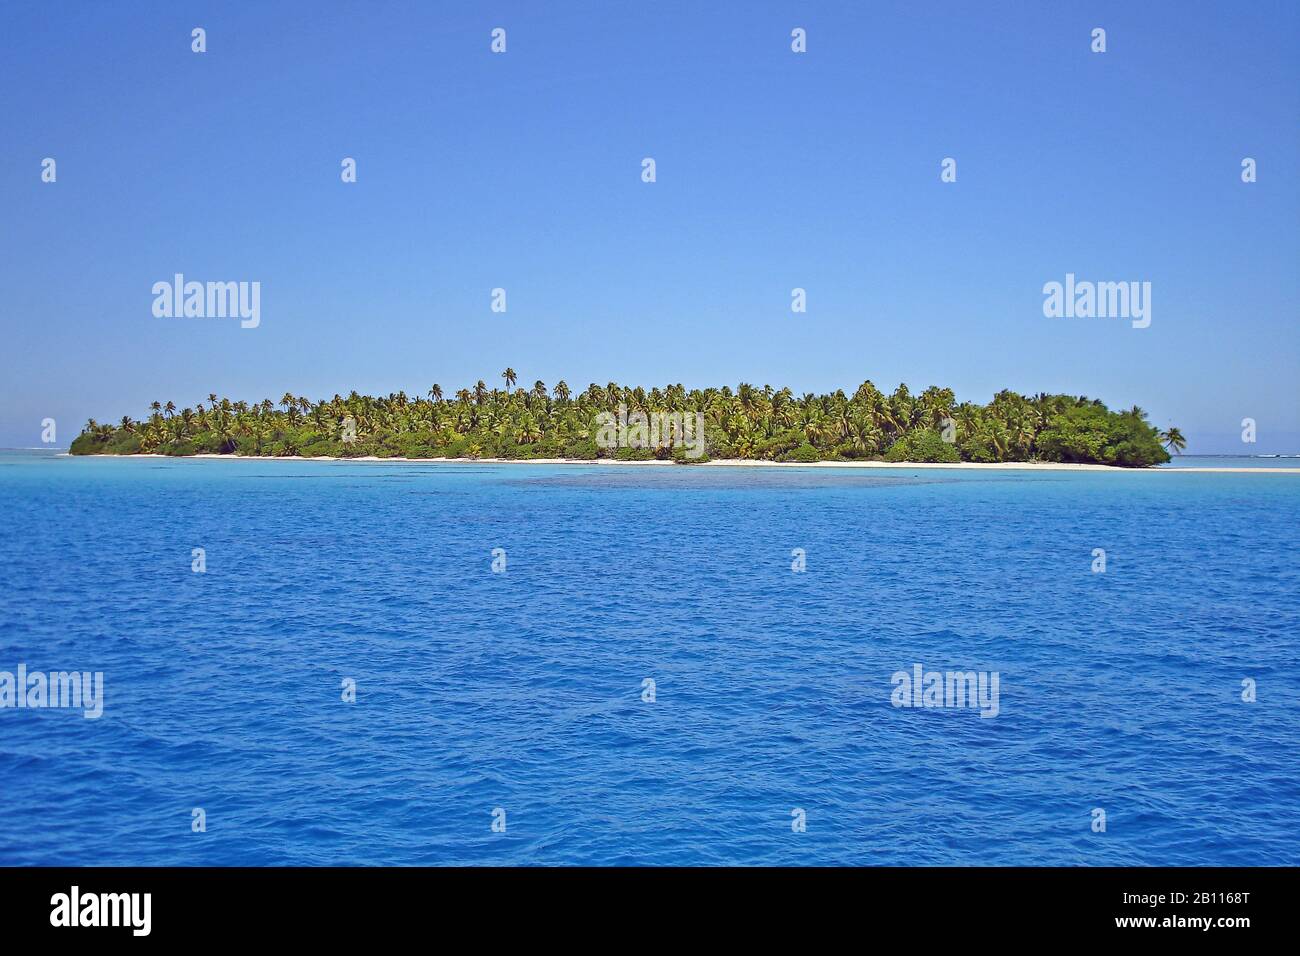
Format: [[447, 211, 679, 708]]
[[71, 377, 1173, 466], [515, 414, 542, 444], [977, 419, 1010, 460], [850, 415, 882, 455]]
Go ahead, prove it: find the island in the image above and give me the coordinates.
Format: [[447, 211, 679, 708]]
[[70, 371, 1182, 467]]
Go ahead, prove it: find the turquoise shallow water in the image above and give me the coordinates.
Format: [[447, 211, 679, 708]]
[[0, 451, 1297, 865]]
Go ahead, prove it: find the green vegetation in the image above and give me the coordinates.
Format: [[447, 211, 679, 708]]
[[1160, 426, 1187, 455], [69, 376, 1174, 466], [884, 429, 962, 464]]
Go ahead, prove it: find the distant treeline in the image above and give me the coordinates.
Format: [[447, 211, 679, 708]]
[[71, 371, 1183, 466]]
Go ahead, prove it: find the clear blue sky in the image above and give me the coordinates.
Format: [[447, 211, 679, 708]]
[[2, 1, 1296, 452]]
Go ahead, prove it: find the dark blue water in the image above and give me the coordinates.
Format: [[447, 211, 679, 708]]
[[1, 451, 1297, 865], [1159, 455, 1300, 469]]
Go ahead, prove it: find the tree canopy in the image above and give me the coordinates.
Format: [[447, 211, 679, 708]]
[[70, 375, 1173, 467]]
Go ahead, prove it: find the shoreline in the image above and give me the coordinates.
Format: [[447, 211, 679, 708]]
[[62, 453, 1300, 474]]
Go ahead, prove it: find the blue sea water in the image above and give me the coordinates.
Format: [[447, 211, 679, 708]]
[[1, 450, 1297, 866], [1159, 455, 1300, 469]]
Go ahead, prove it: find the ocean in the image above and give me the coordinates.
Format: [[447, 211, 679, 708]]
[[1159, 454, 1300, 469], [1, 450, 1296, 865]]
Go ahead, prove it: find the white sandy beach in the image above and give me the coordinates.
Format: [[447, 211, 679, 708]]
[[71, 453, 1300, 474]]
